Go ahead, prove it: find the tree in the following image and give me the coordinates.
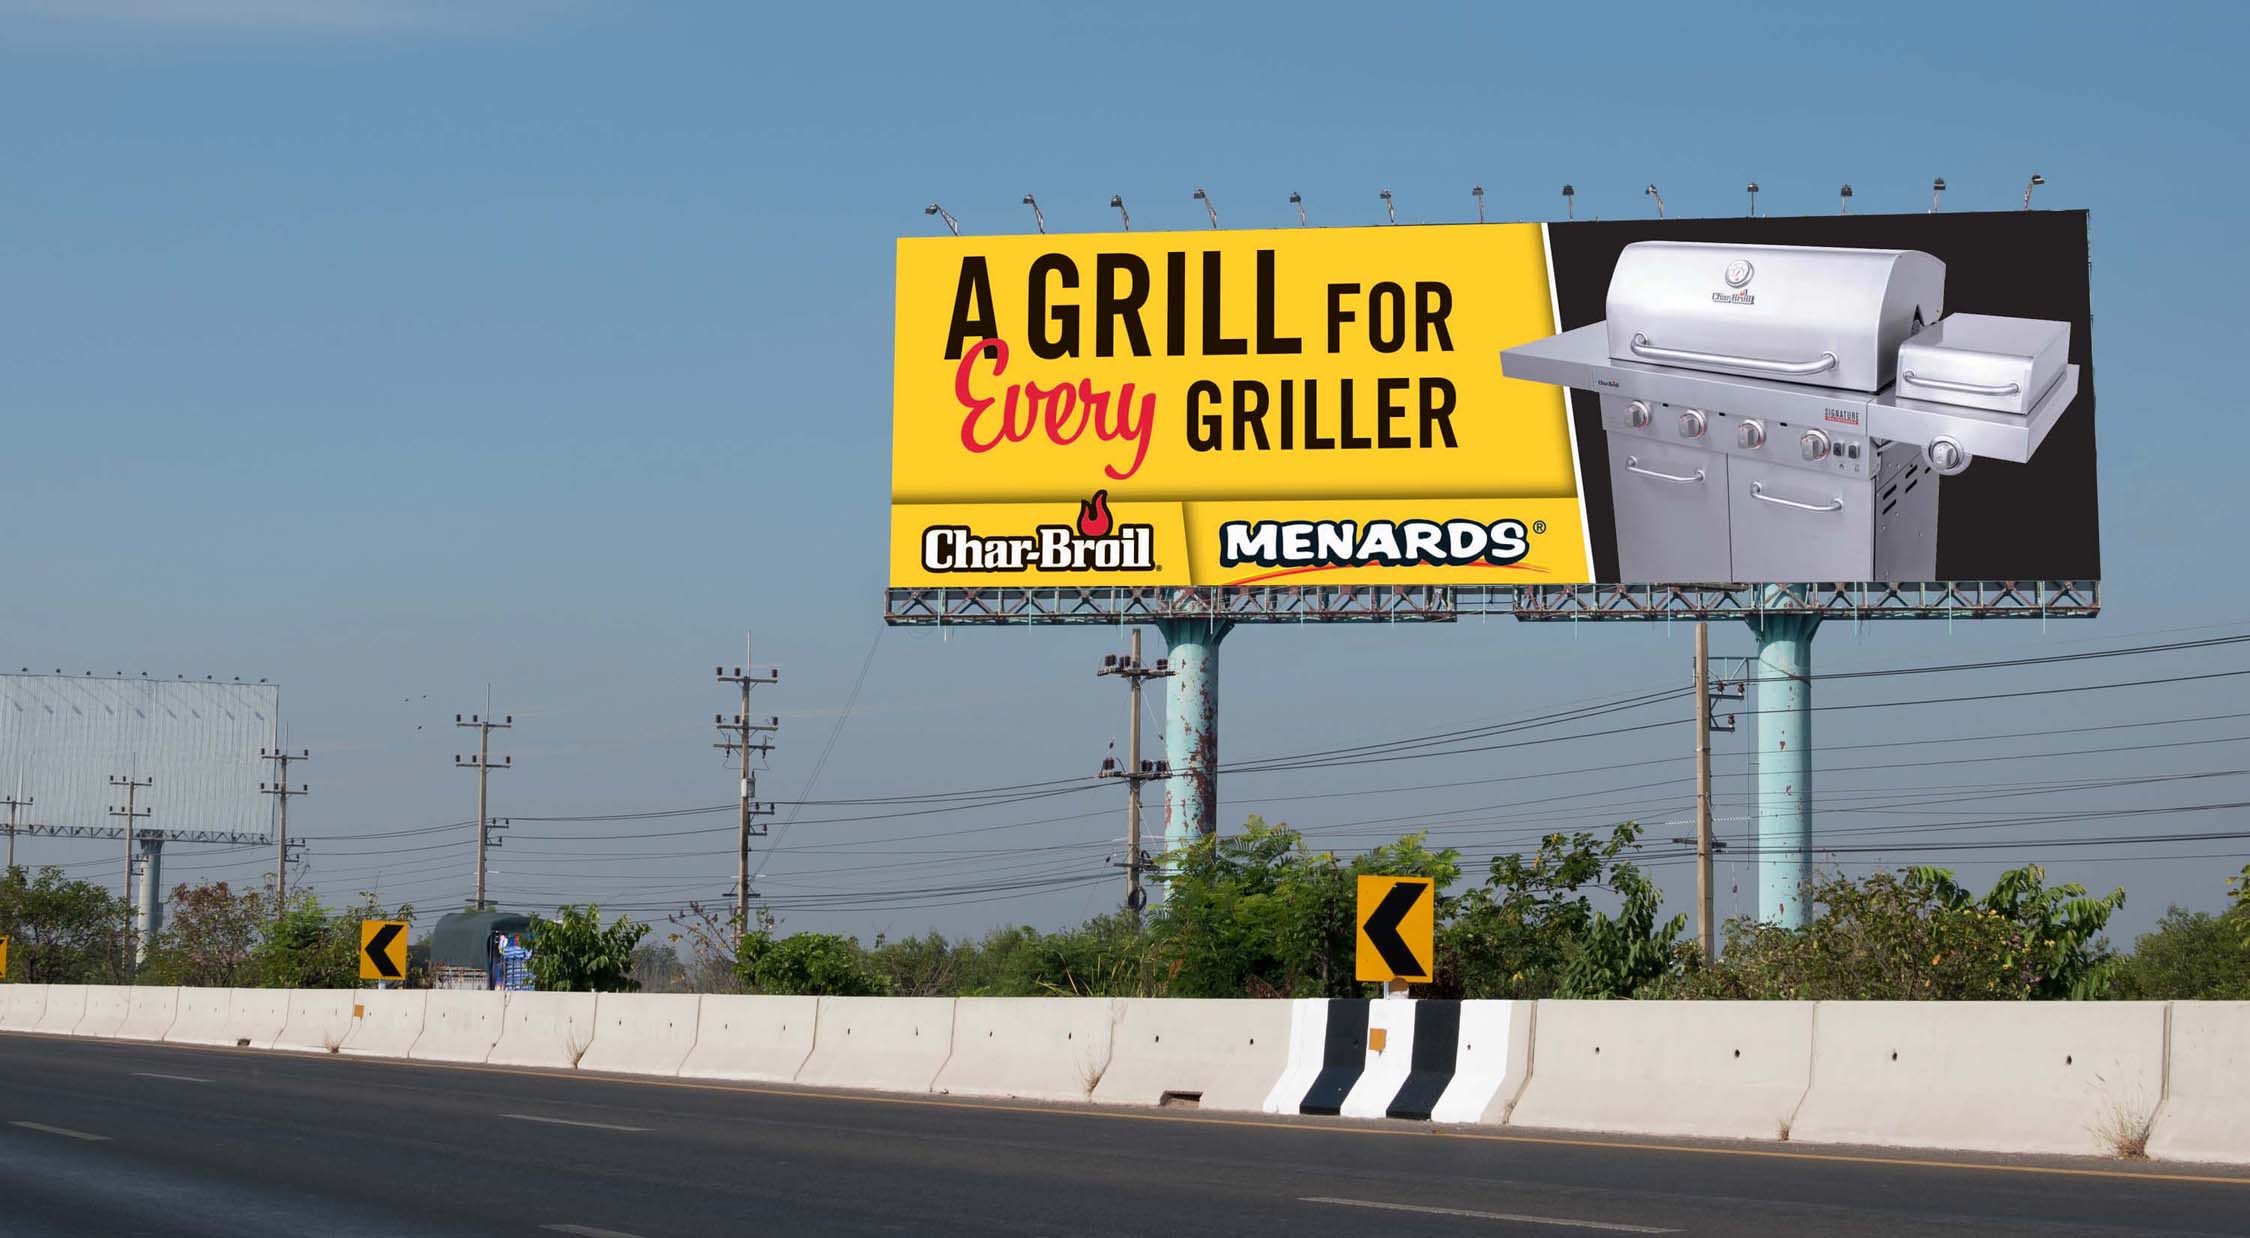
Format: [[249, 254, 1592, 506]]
[[527, 904, 649, 992], [141, 881, 266, 987], [2114, 908, 2250, 1000], [737, 929, 892, 996], [1443, 822, 1678, 999], [0, 865, 133, 984], [629, 941, 687, 993], [249, 891, 415, 989], [1672, 864, 2121, 1001]]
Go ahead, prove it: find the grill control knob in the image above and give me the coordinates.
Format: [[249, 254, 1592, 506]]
[[1677, 409, 1706, 439], [1626, 399, 1652, 429], [1737, 419, 1767, 450], [1926, 436, 1972, 476], [1800, 429, 1831, 461]]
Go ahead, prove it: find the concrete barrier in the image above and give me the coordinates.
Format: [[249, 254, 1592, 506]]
[[795, 997, 955, 1093], [340, 990, 427, 1058], [676, 994, 818, 1082], [1441, 1000, 1535, 1124], [578, 993, 701, 1077], [1508, 1000, 1816, 1141], [2150, 1002, 2250, 1163], [1790, 1001, 2168, 1156], [28, 983, 89, 1035], [486, 991, 600, 1069], [72, 985, 137, 1038], [164, 986, 238, 1046], [271, 990, 359, 1053], [116, 986, 180, 1041], [0, 983, 49, 1031], [409, 991, 506, 1063], [1260, 998, 1334, 1114], [933, 997, 1118, 1102], [225, 988, 291, 1048], [1339, 997, 1419, 1119], [1092, 998, 1293, 1114]]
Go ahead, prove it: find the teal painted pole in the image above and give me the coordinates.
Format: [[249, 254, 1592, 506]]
[[1746, 603, 1819, 927], [1156, 618, 1232, 856]]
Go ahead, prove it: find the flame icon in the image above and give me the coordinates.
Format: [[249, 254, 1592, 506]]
[[1077, 489, 1114, 538]]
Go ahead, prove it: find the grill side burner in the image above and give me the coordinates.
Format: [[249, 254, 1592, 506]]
[[1504, 241, 2076, 583]]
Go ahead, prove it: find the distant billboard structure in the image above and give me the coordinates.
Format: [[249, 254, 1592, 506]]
[[0, 673, 280, 840]]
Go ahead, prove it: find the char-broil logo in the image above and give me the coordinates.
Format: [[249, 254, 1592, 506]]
[[921, 489, 1155, 574], [1219, 517, 1532, 569], [1712, 259, 1757, 305]]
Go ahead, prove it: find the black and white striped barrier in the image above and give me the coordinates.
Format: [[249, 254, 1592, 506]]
[[1261, 998, 1531, 1123]]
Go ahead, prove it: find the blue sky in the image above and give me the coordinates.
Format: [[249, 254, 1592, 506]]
[[2, 1, 2246, 943]]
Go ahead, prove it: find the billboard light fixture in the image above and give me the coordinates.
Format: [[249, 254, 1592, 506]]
[[1839, 183, 1854, 213], [1288, 190, 1305, 226], [1931, 177, 1946, 212], [1379, 188, 1394, 225], [2023, 173, 2045, 209], [1561, 183, 1574, 218], [1746, 181, 1760, 217], [1471, 185, 1485, 223], [922, 202, 960, 236], [1109, 194, 1131, 231], [1022, 193, 1045, 234], [1193, 186, 1219, 229], [1644, 184, 1664, 218]]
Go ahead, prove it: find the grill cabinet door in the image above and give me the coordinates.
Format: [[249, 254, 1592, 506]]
[[1728, 456, 1874, 582], [1605, 434, 1732, 582]]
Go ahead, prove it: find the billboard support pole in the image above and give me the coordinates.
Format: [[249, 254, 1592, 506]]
[[134, 836, 163, 966], [1156, 618, 1232, 859], [1746, 597, 1818, 928]]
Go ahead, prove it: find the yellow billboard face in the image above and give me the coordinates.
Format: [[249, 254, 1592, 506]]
[[890, 224, 1589, 587]]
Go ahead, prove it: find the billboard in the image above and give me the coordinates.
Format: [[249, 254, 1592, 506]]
[[889, 212, 2096, 588], [0, 674, 280, 835]]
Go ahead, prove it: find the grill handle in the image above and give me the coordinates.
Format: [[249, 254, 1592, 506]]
[[1624, 456, 1705, 485], [1900, 370, 2020, 397], [1750, 482, 1845, 513], [1629, 333, 1838, 377]]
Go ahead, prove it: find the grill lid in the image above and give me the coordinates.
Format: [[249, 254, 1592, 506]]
[[1604, 241, 1945, 393]]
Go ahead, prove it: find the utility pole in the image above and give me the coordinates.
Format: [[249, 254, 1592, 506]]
[[715, 646, 780, 940], [1686, 627, 1743, 962], [1, 791, 29, 872], [107, 775, 152, 907], [1097, 630, 1173, 916], [259, 747, 310, 918], [454, 714, 511, 911], [1694, 624, 1715, 964]]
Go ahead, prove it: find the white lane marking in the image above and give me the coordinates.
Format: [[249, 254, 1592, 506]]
[[9, 1121, 112, 1142], [1301, 1196, 1678, 1233], [500, 1113, 648, 1133], [542, 1226, 647, 1238], [132, 1072, 211, 1084]]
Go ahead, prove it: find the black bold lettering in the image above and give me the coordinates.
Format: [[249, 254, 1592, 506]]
[[1201, 251, 1246, 356], [1420, 378, 1459, 447], [1232, 380, 1270, 450], [1166, 252, 1188, 357], [1416, 282, 1454, 351], [1326, 283, 1359, 353], [1186, 380, 1222, 451], [1370, 281, 1405, 353], [944, 256, 998, 360], [1376, 377, 1410, 449], [1255, 250, 1302, 354], [1095, 254, 1151, 358], [1027, 254, 1079, 360]]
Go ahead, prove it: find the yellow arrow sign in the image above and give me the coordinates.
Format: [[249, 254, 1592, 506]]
[[1356, 876, 1434, 983], [359, 920, 408, 982]]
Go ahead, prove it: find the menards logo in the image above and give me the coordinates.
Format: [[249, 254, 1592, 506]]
[[920, 490, 1156, 573]]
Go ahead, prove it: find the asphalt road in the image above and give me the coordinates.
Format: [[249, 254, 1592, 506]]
[[1, 1030, 2242, 1237]]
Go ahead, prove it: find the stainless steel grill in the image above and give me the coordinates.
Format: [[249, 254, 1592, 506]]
[[1503, 240, 2079, 583]]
